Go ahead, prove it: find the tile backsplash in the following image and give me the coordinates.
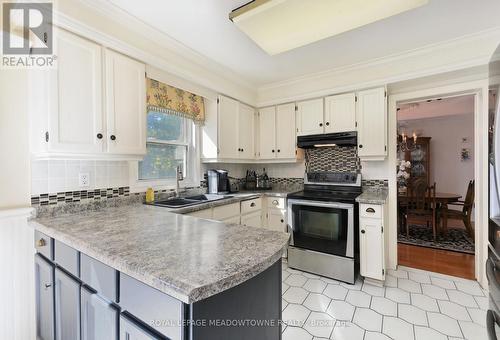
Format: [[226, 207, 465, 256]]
[[31, 160, 129, 195], [305, 146, 361, 173]]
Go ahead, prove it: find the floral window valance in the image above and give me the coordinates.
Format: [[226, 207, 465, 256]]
[[146, 78, 205, 125]]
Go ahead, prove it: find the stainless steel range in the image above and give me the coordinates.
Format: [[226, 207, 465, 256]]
[[287, 172, 361, 284]]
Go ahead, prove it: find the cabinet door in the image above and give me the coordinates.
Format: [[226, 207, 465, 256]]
[[267, 209, 286, 232], [81, 287, 118, 340], [120, 314, 163, 340], [238, 103, 255, 159], [259, 106, 277, 159], [241, 212, 263, 228], [356, 88, 387, 159], [35, 254, 55, 340], [218, 96, 239, 159], [296, 99, 324, 136], [276, 103, 296, 159], [359, 217, 385, 281], [48, 29, 103, 154], [105, 49, 146, 155], [324, 93, 356, 133], [55, 268, 81, 340]]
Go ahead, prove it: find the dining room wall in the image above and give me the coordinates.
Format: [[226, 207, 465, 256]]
[[399, 112, 475, 200]]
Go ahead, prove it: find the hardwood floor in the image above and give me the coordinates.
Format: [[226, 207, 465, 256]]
[[398, 243, 475, 280]]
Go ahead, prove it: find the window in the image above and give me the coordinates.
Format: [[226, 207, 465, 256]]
[[138, 111, 198, 184]]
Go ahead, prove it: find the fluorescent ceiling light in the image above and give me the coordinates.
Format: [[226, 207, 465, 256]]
[[230, 0, 428, 55]]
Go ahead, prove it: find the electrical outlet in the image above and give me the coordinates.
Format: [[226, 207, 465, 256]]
[[79, 173, 90, 187]]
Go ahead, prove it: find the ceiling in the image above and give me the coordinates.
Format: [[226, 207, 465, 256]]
[[108, 0, 500, 86], [397, 95, 474, 121]]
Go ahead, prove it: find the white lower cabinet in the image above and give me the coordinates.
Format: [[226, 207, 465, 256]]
[[222, 215, 241, 224], [267, 209, 286, 232], [81, 287, 118, 340], [241, 211, 263, 228], [359, 203, 386, 284]]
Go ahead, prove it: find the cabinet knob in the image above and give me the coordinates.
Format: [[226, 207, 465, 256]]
[[319, 123, 323, 127], [366, 207, 376, 213], [241, 148, 244, 152], [250, 202, 256, 207], [281, 219, 284, 223], [110, 135, 116, 141], [272, 200, 279, 205], [36, 239, 46, 247], [272, 149, 275, 153], [361, 230, 366, 234], [96, 133, 103, 139], [277, 149, 281, 153], [326, 122, 330, 126], [44, 283, 52, 289], [359, 144, 363, 148]]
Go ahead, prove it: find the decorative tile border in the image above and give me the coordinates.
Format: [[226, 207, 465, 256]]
[[362, 179, 389, 189], [31, 187, 131, 207]]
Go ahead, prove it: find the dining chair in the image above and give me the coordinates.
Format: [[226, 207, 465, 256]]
[[440, 180, 475, 241], [405, 180, 438, 241]]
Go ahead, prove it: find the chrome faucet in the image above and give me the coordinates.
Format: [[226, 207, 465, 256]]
[[175, 165, 184, 197]]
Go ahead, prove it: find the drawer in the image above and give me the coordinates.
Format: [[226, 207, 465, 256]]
[[241, 198, 262, 215], [80, 254, 118, 302], [188, 208, 213, 219], [222, 215, 240, 224], [212, 202, 240, 220], [54, 240, 80, 277], [360, 204, 382, 219], [267, 197, 286, 210], [120, 274, 184, 340], [35, 230, 53, 260]]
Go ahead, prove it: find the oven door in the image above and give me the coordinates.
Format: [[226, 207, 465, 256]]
[[287, 199, 354, 258]]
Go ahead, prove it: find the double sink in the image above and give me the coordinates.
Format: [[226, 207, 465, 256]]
[[150, 194, 233, 208]]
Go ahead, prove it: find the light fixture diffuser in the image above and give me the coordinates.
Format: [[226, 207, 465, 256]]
[[230, 0, 428, 55]]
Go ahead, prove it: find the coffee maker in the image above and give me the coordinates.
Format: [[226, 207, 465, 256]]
[[207, 169, 230, 194]]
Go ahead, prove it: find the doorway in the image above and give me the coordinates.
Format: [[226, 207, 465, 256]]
[[386, 80, 489, 287], [395, 95, 476, 279]]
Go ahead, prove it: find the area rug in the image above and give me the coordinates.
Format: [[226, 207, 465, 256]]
[[398, 224, 475, 254]]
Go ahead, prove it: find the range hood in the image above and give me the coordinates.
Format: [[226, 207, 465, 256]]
[[297, 131, 357, 149]]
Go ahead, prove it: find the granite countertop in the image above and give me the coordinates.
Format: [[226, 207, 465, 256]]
[[355, 189, 388, 204], [30, 203, 289, 304]]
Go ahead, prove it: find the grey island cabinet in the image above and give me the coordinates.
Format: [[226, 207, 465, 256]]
[[31, 204, 289, 340]]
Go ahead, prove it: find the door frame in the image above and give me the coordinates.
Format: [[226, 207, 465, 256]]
[[387, 79, 489, 287]]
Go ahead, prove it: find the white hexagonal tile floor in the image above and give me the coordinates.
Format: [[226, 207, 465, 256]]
[[281, 261, 487, 340]]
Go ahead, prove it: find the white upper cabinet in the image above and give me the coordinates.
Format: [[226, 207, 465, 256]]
[[105, 49, 146, 155], [296, 99, 324, 136], [218, 95, 240, 159], [47, 29, 103, 154], [324, 93, 356, 133], [218, 95, 255, 160], [275, 103, 296, 159], [30, 28, 147, 160], [356, 87, 387, 161], [238, 103, 255, 159], [258, 106, 276, 159], [258, 103, 296, 160]]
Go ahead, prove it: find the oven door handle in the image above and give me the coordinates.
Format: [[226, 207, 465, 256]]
[[487, 310, 500, 340]]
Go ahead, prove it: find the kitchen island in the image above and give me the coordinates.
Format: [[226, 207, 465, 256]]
[[30, 202, 289, 340]]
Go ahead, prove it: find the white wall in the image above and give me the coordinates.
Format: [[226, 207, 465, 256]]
[[0, 69, 31, 208], [399, 113, 475, 198]]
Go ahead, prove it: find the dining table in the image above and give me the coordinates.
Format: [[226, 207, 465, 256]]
[[398, 192, 462, 234]]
